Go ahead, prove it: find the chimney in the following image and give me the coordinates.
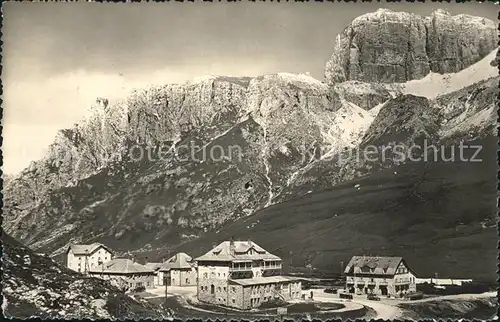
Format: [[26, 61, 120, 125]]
[[229, 238, 235, 255]]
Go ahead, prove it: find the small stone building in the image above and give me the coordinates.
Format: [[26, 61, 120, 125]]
[[88, 258, 155, 290], [227, 276, 302, 309], [158, 253, 197, 286], [144, 262, 164, 286]]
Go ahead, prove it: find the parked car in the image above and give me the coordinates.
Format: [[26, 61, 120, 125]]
[[404, 291, 424, 301], [367, 294, 380, 301], [339, 293, 353, 300], [324, 288, 338, 294]]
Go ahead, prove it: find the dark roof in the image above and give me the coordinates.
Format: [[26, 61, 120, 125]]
[[344, 256, 408, 276]]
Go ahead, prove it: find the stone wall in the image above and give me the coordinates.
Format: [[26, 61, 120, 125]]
[[170, 268, 197, 286], [197, 277, 229, 305]]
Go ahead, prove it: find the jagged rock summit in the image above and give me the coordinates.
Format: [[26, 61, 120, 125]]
[[325, 8, 497, 85]]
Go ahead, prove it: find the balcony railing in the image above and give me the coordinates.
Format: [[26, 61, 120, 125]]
[[230, 266, 252, 271], [346, 278, 388, 285], [395, 278, 411, 284], [231, 264, 282, 271]]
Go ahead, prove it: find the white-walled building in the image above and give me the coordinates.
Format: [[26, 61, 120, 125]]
[[66, 243, 113, 274], [144, 262, 164, 286], [344, 256, 417, 297], [195, 240, 301, 309]]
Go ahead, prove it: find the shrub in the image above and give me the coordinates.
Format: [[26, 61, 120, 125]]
[[131, 285, 146, 293], [260, 298, 287, 309]]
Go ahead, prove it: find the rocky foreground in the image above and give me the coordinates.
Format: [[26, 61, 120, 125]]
[[1, 231, 167, 319]]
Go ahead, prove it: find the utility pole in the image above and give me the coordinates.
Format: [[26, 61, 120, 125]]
[[98, 259, 104, 278], [164, 270, 170, 309], [84, 249, 89, 275], [340, 261, 344, 277]]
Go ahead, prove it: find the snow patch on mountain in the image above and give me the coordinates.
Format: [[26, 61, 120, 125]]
[[400, 48, 498, 99], [319, 99, 375, 151]]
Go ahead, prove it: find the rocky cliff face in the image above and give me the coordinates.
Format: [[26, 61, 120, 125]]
[[325, 9, 497, 84], [3, 72, 352, 254]]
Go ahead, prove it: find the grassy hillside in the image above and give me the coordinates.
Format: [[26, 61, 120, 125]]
[[155, 135, 497, 282]]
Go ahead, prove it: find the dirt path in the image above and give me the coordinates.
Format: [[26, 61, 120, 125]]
[[143, 286, 197, 299]]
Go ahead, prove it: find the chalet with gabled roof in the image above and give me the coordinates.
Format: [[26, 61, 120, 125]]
[[344, 256, 417, 297], [66, 243, 113, 274], [157, 252, 197, 286]]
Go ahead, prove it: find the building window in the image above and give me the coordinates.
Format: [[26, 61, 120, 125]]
[[232, 298, 235, 303], [217, 287, 221, 292], [211, 284, 215, 294], [203, 273, 208, 279], [186, 278, 189, 284]]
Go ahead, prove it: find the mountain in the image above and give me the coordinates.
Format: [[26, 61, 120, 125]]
[[158, 134, 498, 282], [2, 9, 497, 282], [325, 9, 497, 84], [1, 231, 166, 319]]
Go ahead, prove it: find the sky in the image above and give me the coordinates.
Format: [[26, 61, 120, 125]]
[[3, 1, 498, 174]]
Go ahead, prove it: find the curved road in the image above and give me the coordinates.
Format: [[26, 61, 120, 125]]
[[309, 289, 497, 319], [309, 289, 403, 319]]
